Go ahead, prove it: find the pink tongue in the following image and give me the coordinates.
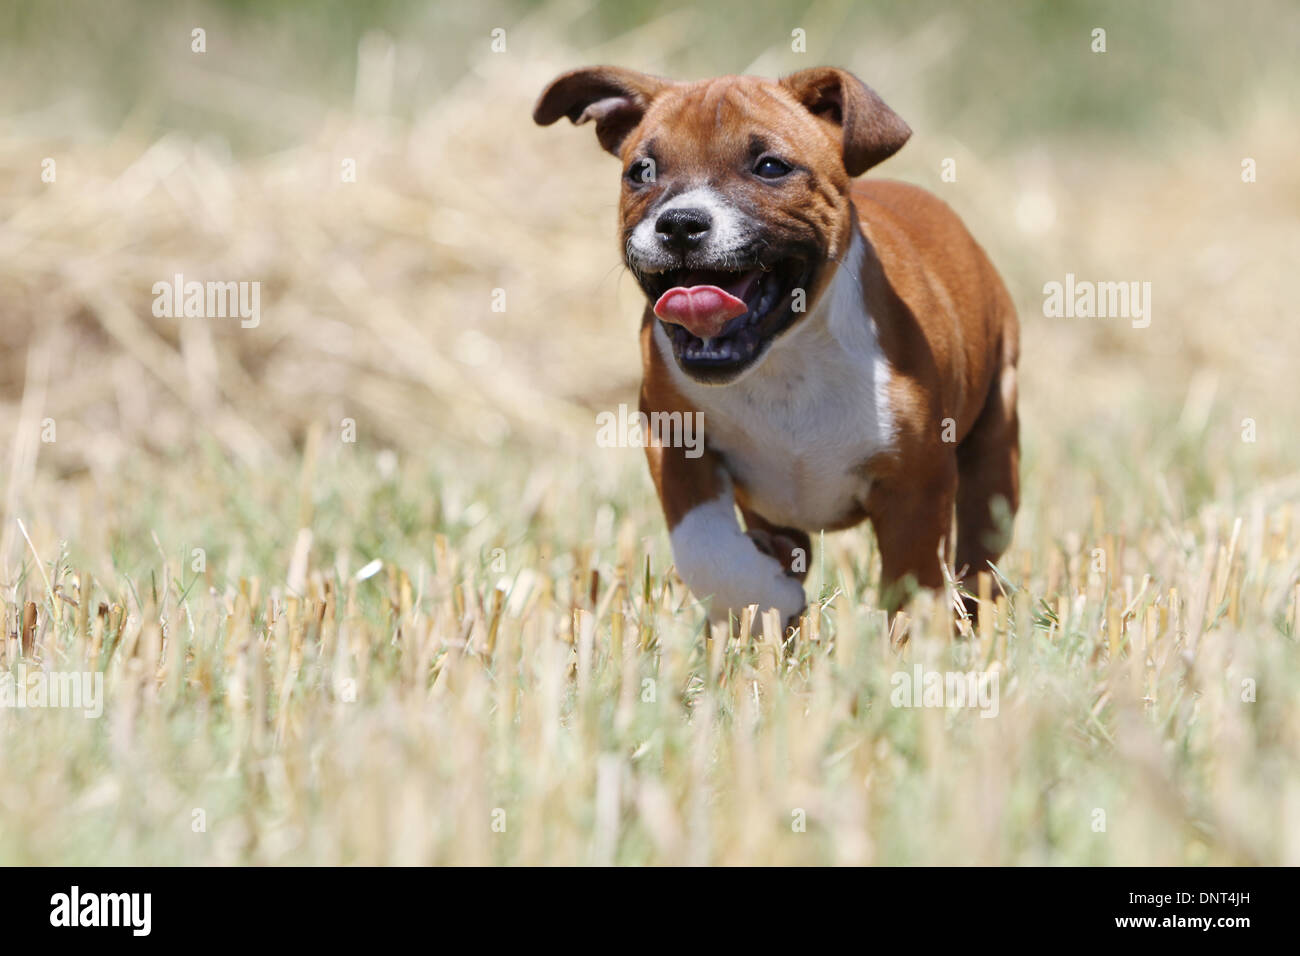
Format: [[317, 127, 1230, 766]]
[[654, 285, 748, 339]]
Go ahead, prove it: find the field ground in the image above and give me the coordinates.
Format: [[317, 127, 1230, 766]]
[[1, 1, 1298, 864]]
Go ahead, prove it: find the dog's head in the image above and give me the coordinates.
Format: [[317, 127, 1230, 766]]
[[534, 66, 910, 384]]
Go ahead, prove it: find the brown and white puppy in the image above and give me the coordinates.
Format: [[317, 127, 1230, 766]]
[[535, 66, 1019, 623]]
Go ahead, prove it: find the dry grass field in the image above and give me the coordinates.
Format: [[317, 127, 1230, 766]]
[[1, 0, 1298, 865]]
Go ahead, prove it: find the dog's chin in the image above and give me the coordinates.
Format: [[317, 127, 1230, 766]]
[[639, 258, 816, 386]]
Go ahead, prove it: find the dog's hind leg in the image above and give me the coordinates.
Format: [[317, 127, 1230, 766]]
[[871, 460, 958, 614], [955, 340, 1020, 602]]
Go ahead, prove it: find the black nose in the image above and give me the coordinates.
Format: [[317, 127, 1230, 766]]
[[655, 207, 712, 252]]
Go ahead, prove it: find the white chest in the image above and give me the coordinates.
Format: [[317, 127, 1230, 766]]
[[654, 233, 895, 530]]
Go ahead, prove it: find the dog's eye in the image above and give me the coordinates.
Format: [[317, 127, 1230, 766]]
[[753, 156, 792, 179], [625, 158, 657, 185]]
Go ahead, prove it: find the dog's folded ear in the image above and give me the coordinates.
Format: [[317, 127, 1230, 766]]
[[533, 66, 668, 156], [780, 67, 911, 176]]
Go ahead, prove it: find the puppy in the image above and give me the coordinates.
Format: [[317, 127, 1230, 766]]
[[535, 66, 1019, 624]]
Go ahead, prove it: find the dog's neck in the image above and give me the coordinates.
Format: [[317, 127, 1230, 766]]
[[653, 218, 887, 418], [654, 214, 896, 527], [738, 219, 872, 385]]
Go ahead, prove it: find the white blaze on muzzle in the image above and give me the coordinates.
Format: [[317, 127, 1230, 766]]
[[628, 186, 751, 269]]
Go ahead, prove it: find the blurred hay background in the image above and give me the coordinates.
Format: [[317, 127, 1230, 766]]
[[3, 0, 1297, 483]]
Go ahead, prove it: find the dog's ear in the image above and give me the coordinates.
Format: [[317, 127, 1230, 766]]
[[533, 66, 668, 156], [779, 67, 910, 176]]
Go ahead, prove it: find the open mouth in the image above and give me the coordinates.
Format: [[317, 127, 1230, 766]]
[[642, 259, 810, 382]]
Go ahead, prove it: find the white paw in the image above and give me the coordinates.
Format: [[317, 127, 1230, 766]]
[[700, 561, 806, 625], [669, 494, 807, 622]]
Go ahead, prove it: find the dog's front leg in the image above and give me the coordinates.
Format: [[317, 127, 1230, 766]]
[[641, 397, 806, 625]]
